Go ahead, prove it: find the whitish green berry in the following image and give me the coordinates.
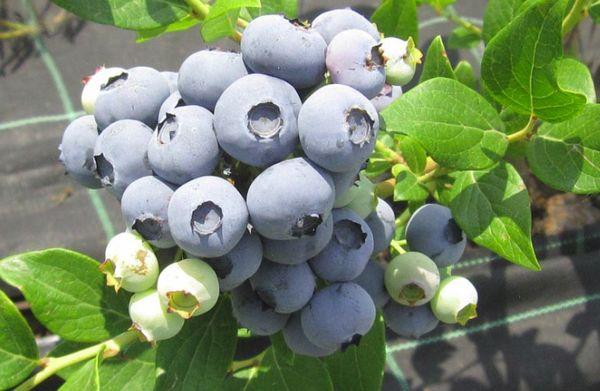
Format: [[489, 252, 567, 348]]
[[380, 37, 422, 86], [81, 66, 126, 114], [430, 276, 478, 325], [157, 259, 220, 319], [101, 231, 159, 293], [129, 289, 184, 342], [334, 172, 377, 219], [385, 252, 440, 306]]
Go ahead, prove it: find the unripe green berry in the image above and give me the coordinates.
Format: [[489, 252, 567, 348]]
[[101, 231, 159, 293], [129, 289, 185, 342], [334, 172, 377, 218], [157, 259, 220, 319], [430, 276, 478, 325], [385, 252, 440, 306], [380, 37, 422, 86], [81, 66, 126, 114]]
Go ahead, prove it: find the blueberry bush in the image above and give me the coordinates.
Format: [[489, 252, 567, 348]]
[[1, 0, 598, 390]]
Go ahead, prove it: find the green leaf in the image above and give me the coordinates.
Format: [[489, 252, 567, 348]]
[[481, 0, 587, 123], [591, 1, 600, 23], [397, 135, 427, 174], [59, 349, 103, 391], [527, 104, 600, 194], [249, 0, 298, 18], [201, 8, 240, 42], [555, 58, 597, 104], [50, 0, 191, 30], [244, 333, 333, 391], [482, 0, 525, 43], [371, 0, 418, 44], [392, 166, 429, 201], [448, 162, 539, 270], [136, 15, 200, 43], [155, 297, 237, 390], [420, 36, 455, 82], [453, 60, 477, 90], [448, 26, 481, 49], [382, 78, 508, 170], [0, 290, 38, 390], [324, 313, 386, 391], [366, 156, 393, 177], [500, 108, 531, 135], [0, 249, 131, 342]]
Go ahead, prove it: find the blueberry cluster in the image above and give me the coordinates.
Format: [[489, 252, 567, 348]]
[[58, 8, 472, 352]]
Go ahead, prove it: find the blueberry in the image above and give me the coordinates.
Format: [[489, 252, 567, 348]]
[[158, 91, 186, 123], [370, 84, 403, 112], [299, 84, 379, 172], [58, 115, 102, 189], [161, 71, 179, 93], [205, 230, 263, 291], [250, 260, 315, 314], [312, 8, 380, 44], [81, 66, 126, 114], [120, 176, 176, 249], [352, 260, 390, 308], [93, 119, 153, 199], [168, 176, 248, 257], [331, 164, 361, 201], [385, 252, 440, 306], [246, 157, 335, 240], [383, 301, 438, 338], [301, 282, 375, 350], [431, 276, 478, 325], [326, 29, 385, 99], [310, 208, 374, 282], [283, 312, 337, 357], [241, 15, 326, 89], [365, 198, 395, 254], [178, 50, 248, 111], [94, 67, 170, 130], [214, 74, 301, 167], [262, 213, 333, 265], [148, 106, 220, 185], [231, 282, 290, 336], [405, 204, 467, 267]]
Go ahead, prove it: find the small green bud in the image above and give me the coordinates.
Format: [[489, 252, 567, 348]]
[[129, 289, 184, 342], [101, 232, 159, 293], [157, 259, 220, 319], [385, 252, 440, 306], [431, 276, 478, 325], [380, 37, 422, 86]]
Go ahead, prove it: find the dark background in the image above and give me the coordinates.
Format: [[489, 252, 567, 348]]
[[1, 1, 599, 390]]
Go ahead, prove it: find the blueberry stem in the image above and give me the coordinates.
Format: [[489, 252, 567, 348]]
[[395, 208, 411, 229], [436, 5, 482, 37], [14, 331, 139, 391], [375, 140, 406, 165], [375, 177, 395, 198], [562, 0, 590, 36], [506, 115, 537, 143], [184, 0, 245, 42], [228, 350, 267, 374]]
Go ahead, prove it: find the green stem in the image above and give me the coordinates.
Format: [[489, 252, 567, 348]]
[[440, 6, 482, 37], [15, 331, 138, 391], [229, 351, 266, 373], [562, 0, 590, 36], [184, 0, 210, 19], [375, 140, 405, 165], [375, 178, 395, 199], [506, 115, 536, 143], [395, 208, 411, 229], [390, 240, 407, 255]]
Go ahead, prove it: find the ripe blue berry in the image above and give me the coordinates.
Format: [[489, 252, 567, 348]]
[[352, 260, 390, 308], [283, 312, 337, 357], [58, 115, 102, 189], [383, 301, 439, 338], [365, 198, 395, 254], [312, 8, 380, 44], [231, 282, 290, 336]]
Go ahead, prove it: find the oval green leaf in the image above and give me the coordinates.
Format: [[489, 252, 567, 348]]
[[0, 249, 131, 342], [371, 0, 418, 44], [0, 290, 39, 390], [448, 162, 540, 270], [482, 0, 525, 43], [481, 0, 586, 123], [50, 0, 191, 30], [419, 35, 456, 83], [59, 349, 103, 391], [155, 297, 237, 391], [527, 104, 600, 194], [381, 78, 508, 170], [324, 313, 386, 391]]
